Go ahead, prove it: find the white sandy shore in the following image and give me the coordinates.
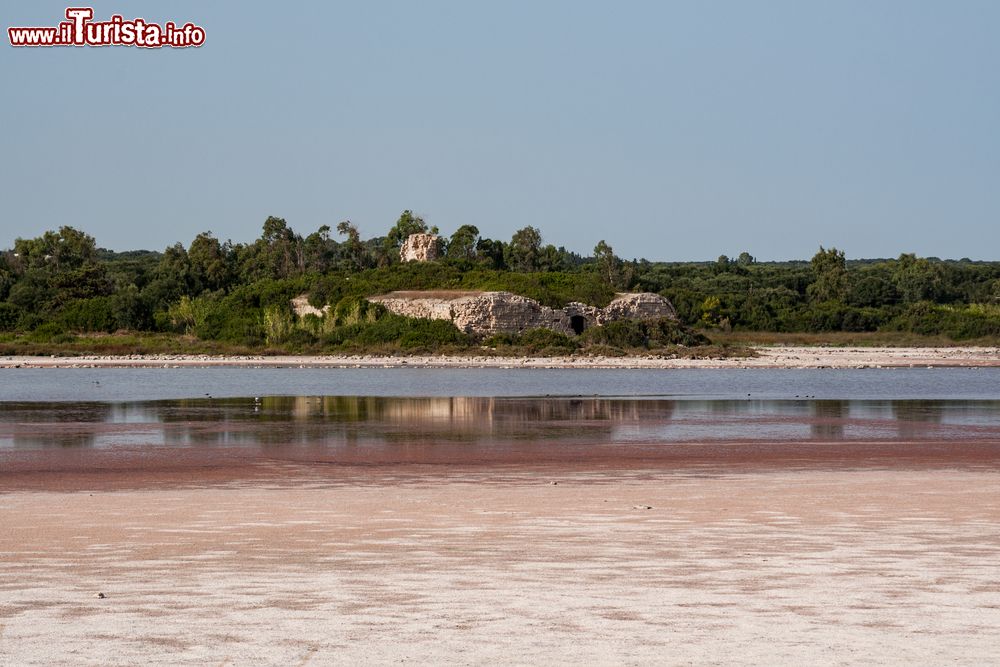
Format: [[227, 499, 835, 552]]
[[1, 346, 999, 369], [2, 469, 999, 666]]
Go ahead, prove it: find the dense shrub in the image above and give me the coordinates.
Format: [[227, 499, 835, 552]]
[[887, 302, 1000, 340], [0, 303, 21, 331], [517, 328, 578, 353], [645, 318, 711, 346], [194, 308, 263, 345], [109, 285, 151, 330], [332, 296, 385, 326], [771, 302, 887, 333], [57, 297, 115, 332], [581, 320, 648, 348], [581, 318, 708, 348], [283, 327, 318, 350], [482, 332, 518, 347], [321, 313, 469, 350], [25, 322, 69, 343], [399, 319, 469, 349], [263, 305, 294, 345]]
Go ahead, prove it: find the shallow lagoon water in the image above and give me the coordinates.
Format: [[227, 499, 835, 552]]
[[2, 395, 998, 452], [2, 367, 999, 467], [3, 366, 1000, 402]]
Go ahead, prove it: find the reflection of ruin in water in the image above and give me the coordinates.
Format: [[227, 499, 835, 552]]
[[0, 397, 678, 449], [137, 396, 680, 448], [892, 400, 945, 439], [811, 400, 848, 440], [2, 397, 999, 450]]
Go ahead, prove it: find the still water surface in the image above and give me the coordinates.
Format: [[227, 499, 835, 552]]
[[2, 395, 998, 451], [3, 366, 1000, 401], [2, 367, 998, 459]]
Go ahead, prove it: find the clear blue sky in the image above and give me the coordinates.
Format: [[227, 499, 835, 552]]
[[3, 1, 998, 261]]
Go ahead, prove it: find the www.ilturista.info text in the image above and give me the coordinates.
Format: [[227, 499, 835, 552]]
[[8, 7, 205, 48]]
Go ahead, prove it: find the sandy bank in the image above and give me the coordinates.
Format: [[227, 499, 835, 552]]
[[1, 345, 998, 369]]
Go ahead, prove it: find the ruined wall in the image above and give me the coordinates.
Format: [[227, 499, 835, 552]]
[[368, 290, 676, 337], [598, 292, 677, 324], [368, 291, 575, 336], [400, 233, 443, 262], [291, 295, 329, 319], [450, 292, 574, 336], [365, 292, 462, 323]]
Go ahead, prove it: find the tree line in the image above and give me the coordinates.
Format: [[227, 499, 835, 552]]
[[2, 212, 1000, 351]]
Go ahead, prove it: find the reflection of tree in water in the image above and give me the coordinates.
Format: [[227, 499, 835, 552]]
[[689, 399, 811, 418], [150, 398, 261, 447], [891, 400, 944, 439], [811, 400, 848, 440], [6, 397, 998, 454], [135, 396, 676, 449], [0, 402, 112, 449]]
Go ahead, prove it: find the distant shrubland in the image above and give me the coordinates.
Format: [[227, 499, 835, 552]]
[[2, 213, 1000, 355]]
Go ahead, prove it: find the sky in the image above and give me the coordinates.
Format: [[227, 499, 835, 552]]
[[2, 1, 998, 261]]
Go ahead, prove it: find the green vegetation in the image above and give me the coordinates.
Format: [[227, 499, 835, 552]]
[[643, 252, 1000, 342], [2, 213, 1000, 356]]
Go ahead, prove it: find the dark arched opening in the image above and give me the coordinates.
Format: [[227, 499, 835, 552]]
[[570, 315, 586, 335]]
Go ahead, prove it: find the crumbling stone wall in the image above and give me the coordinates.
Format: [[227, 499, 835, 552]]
[[368, 291, 574, 336], [598, 292, 677, 324], [450, 292, 574, 336], [400, 234, 442, 262], [367, 290, 677, 337], [363, 292, 460, 323]]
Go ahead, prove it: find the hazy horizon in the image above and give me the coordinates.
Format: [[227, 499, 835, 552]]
[[4, 1, 998, 262]]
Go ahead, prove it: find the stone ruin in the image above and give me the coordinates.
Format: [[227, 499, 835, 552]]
[[400, 233, 442, 263], [290, 295, 329, 319], [598, 292, 679, 323], [367, 290, 677, 337]]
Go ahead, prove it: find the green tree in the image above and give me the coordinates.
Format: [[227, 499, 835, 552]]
[[302, 225, 337, 273], [50, 264, 112, 302], [0, 259, 13, 301], [537, 244, 565, 272], [188, 232, 231, 293], [155, 243, 195, 295], [848, 274, 898, 307], [506, 226, 542, 272], [13, 226, 97, 272], [700, 296, 722, 327], [260, 216, 304, 278], [337, 220, 367, 271], [893, 253, 947, 303], [109, 284, 150, 330], [594, 240, 620, 286], [447, 225, 480, 261], [808, 246, 848, 302], [475, 238, 506, 270], [7, 269, 53, 310]]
